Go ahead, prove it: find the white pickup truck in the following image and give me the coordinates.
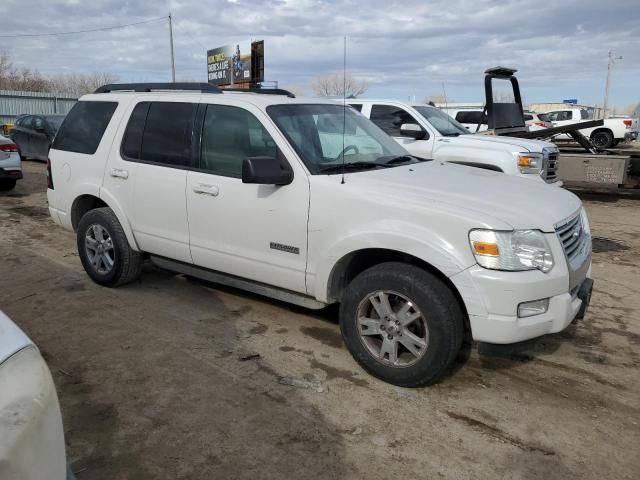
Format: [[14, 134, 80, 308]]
[[348, 100, 561, 185], [545, 108, 639, 149]]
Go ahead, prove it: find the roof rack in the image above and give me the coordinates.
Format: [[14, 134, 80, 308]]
[[222, 87, 296, 98], [94, 83, 220, 94]]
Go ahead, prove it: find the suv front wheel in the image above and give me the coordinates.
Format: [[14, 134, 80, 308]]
[[77, 207, 143, 287], [340, 262, 464, 387]]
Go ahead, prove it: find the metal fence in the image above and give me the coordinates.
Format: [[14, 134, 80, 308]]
[[0, 90, 78, 125]]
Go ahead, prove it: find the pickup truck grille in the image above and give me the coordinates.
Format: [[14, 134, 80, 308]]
[[556, 212, 587, 261], [542, 149, 559, 183]]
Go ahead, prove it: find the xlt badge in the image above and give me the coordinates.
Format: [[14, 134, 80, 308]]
[[270, 242, 300, 255]]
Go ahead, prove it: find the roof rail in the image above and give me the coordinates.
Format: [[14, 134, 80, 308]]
[[222, 87, 296, 98], [94, 83, 221, 94]]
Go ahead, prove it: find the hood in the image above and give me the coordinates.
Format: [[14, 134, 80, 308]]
[[344, 161, 581, 232], [0, 311, 33, 365], [453, 133, 556, 152]]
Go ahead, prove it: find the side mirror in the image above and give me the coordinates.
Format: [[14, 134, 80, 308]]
[[400, 123, 427, 140], [242, 155, 293, 185]]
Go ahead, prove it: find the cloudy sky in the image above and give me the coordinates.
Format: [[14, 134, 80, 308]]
[[1, 0, 638, 108]]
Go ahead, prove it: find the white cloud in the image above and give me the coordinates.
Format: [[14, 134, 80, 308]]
[[1, 0, 638, 105]]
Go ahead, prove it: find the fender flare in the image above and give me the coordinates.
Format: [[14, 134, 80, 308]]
[[97, 188, 140, 251], [312, 229, 474, 303]]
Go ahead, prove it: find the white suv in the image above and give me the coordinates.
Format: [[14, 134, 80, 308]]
[[47, 83, 593, 387]]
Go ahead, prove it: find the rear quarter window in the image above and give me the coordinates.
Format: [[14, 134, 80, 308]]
[[51, 101, 118, 154], [455, 111, 486, 125]]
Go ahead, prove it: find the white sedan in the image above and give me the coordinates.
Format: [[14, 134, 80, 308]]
[[0, 310, 71, 479]]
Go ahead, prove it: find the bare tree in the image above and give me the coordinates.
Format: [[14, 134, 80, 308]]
[[47, 72, 119, 96], [0, 52, 117, 95], [311, 72, 369, 98], [0, 52, 49, 92]]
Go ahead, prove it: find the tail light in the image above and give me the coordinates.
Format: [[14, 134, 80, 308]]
[[623, 120, 632, 128], [46, 158, 54, 190], [0, 143, 18, 152], [535, 122, 546, 127]]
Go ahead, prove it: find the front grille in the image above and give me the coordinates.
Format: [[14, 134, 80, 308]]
[[556, 212, 586, 261], [542, 149, 559, 183]]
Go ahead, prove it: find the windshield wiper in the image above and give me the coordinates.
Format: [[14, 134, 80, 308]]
[[317, 162, 388, 173], [442, 133, 461, 137], [381, 155, 429, 165]]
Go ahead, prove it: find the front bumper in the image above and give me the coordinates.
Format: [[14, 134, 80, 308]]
[[450, 254, 592, 344]]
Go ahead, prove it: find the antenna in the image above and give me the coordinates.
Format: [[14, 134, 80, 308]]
[[441, 81, 453, 134], [341, 36, 347, 185]]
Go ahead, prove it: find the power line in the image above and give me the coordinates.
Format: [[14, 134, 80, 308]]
[[0, 16, 167, 38]]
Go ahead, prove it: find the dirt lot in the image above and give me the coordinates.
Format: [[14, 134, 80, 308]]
[[1, 162, 639, 480]]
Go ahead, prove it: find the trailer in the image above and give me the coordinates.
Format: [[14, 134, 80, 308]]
[[473, 67, 638, 188]]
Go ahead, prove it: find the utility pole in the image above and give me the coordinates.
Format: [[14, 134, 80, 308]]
[[168, 13, 176, 82], [603, 50, 622, 119]]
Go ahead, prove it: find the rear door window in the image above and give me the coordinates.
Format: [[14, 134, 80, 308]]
[[52, 101, 118, 154], [455, 111, 486, 125], [121, 101, 197, 167], [349, 104, 363, 112], [369, 105, 419, 137]]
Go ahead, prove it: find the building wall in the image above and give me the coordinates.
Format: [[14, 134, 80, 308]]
[[0, 90, 78, 125]]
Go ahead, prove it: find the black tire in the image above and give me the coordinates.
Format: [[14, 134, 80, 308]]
[[0, 179, 16, 191], [591, 130, 614, 149], [77, 207, 143, 287], [340, 262, 464, 387]]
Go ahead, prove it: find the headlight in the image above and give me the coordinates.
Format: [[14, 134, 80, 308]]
[[580, 207, 591, 236], [469, 229, 554, 273], [515, 152, 543, 174]]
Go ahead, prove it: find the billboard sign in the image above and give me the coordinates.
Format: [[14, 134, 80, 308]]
[[207, 41, 263, 86]]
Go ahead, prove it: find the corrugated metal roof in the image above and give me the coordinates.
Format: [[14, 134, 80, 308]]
[[0, 90, 78, 124]]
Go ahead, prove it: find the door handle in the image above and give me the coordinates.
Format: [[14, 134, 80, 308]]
[[110, 168, 129, 179], [193, 183, 219, 196]]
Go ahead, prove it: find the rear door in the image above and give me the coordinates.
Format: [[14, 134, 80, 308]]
[[30, 116, 52, 160], [114, 100, 196, 263], [454, 110, 487, 132], [11, 116, 32, 157]]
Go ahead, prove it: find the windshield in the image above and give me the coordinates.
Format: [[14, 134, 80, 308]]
[[267, 104, 412, 174], [413, 106, 469, 136], [44, 115, 65, 132]]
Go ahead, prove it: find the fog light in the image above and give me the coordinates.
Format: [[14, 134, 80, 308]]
[[518, 298, 549, 318]]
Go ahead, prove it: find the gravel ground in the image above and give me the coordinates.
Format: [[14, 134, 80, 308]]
[[1, 161, 638, 480]]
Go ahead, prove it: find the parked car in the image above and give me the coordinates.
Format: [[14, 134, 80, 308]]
[[47, 84, 592, 387], [348, 100, 561, 185], [0, 310, 70, 479], [544, 108, 639, 149], [524, 111, 552, 131], [0, 133, 22, 191], [11, 114, 66, 161]]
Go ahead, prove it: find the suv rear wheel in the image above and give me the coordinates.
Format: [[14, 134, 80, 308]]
[[77, 207, 143, 287], [340, 262, 464, 387]]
